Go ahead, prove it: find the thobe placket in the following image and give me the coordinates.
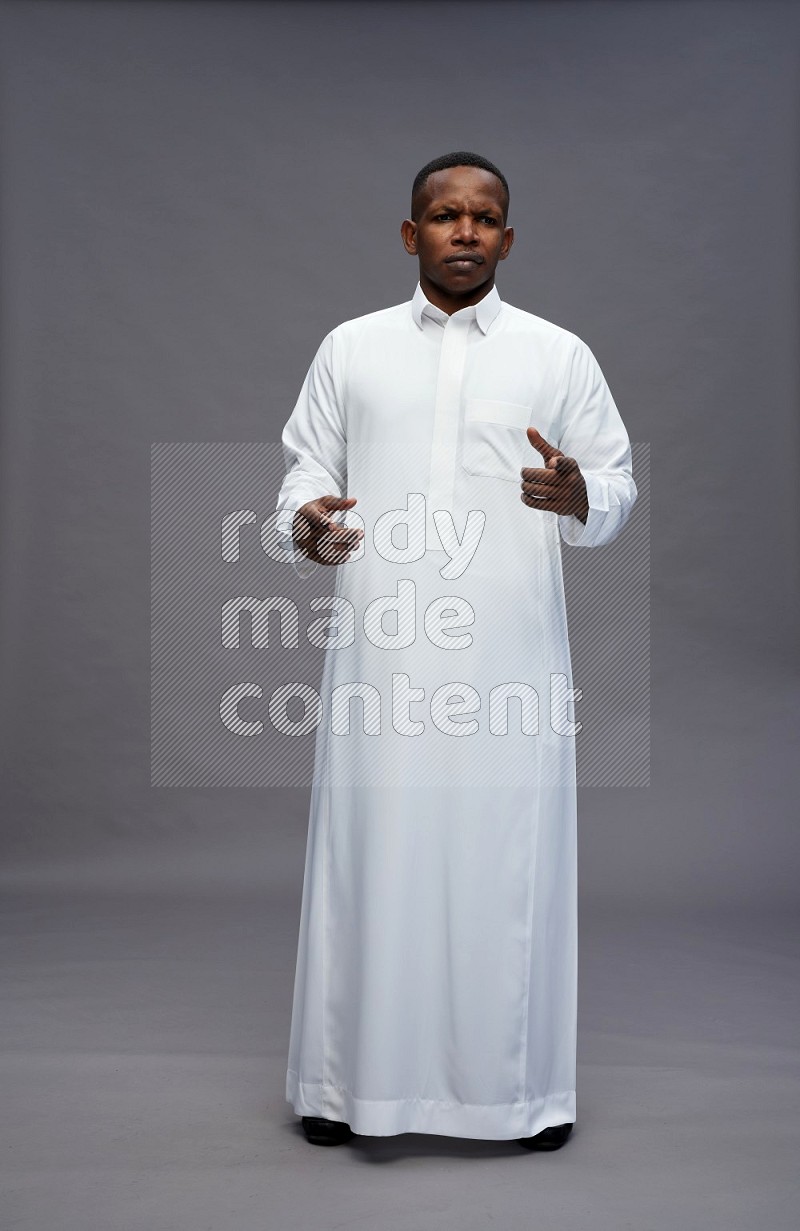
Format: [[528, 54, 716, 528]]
[[425, 312, 473, 551]]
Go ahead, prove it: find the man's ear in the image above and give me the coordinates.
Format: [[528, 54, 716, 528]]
[[498, 226, 514, 261], [400, 219, 417, 256]]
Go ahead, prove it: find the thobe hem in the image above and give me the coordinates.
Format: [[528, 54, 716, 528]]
[[286, 1070, 576, 1140]]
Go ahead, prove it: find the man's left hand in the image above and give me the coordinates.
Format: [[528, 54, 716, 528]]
[[520, 427, 589, 524]]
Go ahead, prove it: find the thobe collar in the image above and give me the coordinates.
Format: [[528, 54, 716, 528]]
[[411, 280, 502, 335]]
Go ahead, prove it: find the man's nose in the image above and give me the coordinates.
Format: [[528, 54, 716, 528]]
[[453, 215, 478, 243]]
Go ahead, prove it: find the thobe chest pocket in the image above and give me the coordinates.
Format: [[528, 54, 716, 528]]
[[460, 399, 532, 482]]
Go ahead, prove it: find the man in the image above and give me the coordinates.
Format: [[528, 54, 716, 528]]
[[275, 152, 637, 1149]]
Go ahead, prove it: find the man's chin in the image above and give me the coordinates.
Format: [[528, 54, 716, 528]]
[[432, 267, 492, 297]]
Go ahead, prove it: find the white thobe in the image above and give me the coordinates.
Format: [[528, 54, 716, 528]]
[[275, 281, 637, 1139]]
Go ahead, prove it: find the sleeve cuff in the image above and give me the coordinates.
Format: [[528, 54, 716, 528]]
[[558, 470, 608, 547]]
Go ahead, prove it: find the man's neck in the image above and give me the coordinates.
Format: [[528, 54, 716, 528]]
[[419, 273, 496, 316]]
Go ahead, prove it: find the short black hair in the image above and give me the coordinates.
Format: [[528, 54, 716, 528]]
[[411, 151, 510, 222]]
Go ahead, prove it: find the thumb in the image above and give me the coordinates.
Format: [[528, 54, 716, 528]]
[[319, 495, 357, 509], [316, 493, 358, 529], [527, 427, 563, 468]]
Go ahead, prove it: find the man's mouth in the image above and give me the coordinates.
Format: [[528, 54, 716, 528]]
[[444, 254, 483, 265]]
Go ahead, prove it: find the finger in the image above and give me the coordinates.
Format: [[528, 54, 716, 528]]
[[319, 521, 364, 544], [520, 466, 559, 485], [294, 508, 328, 535], [317, 539, 352, 558], [521, 480, 558, 499], [294, 522, 358, 561], [318, 524, 363, 553], [319, 500, 364, 538], [315, 538, 351, 561], [322, 533, 362, 553], [520, 491, 557, 508], [527, 427, 564, 464], [316, 537, 360, 564], [320, 526, 359, 544], [315, 515, 363, 547]]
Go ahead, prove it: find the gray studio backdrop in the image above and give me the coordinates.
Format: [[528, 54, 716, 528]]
[[0, 0, 798, 911]]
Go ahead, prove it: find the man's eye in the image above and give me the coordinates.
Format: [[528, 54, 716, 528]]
[[435, 213, 454, 221], [481, 216, 497, 225]]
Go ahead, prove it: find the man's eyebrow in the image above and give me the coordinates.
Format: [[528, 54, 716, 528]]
[[428, 201, 503, 215]]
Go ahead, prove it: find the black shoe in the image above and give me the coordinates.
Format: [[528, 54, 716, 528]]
[[301, 1115, 354, 1146], [518, 1121, 573, 1151]]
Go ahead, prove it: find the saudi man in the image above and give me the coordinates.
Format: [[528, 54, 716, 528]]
[[274, 151, 637, 1150]]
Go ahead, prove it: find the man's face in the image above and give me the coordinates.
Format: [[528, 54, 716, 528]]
[[400, 165, 514, 309]]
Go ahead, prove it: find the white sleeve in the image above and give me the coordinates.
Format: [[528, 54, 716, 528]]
[[275, 329, 348, 578], [555, 334, 637, 548]]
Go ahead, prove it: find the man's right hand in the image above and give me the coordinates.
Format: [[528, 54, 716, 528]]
[[292, 495, 364, 565]]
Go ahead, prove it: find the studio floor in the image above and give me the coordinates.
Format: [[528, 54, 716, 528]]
[[1, 828, 796, 1231]]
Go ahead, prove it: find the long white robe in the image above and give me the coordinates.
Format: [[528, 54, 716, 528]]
[[275, 281, 636, 1139]]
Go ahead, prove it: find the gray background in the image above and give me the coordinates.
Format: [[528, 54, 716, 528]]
[[0, 1, 797, 1228]]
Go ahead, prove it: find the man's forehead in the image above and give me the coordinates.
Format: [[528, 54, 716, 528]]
[[422, 167, 505, 208]]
